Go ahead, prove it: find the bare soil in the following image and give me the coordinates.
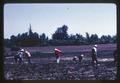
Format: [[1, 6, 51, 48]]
[[4, 44, 117, 80]]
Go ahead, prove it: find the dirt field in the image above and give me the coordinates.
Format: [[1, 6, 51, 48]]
[[4, 44, 117, 80]]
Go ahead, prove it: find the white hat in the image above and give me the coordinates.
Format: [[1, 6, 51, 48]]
[[54, 48, 61, 52], [25, 51, 28, 53], [94, 44, 97, 47], [20, 49, 24, 52], [74, 56, 77, 58], [81, 54, 84, 57], [54, 48, 58, 51]]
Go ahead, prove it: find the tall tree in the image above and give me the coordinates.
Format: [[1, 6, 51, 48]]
[[10, 35, 17, 46], [40, 33, 49, 46], [85, 32, 90, 44], [90, 34, 99, 44], [28, 24, 34, 39], [112, 35, 116, 43], [100, 35, 109, 44], [76, 33, 85, 44], [52, 25, 69, 40]]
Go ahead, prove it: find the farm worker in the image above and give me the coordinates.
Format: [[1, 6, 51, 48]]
[[73, 56, 78, 62], [113, 50, 117, 64], [78, 54, 84, 62], [54, 48, 61, 63], [17, 49, 24, 64], [91, 45, 98, 65], [25, 51, 32, 64]]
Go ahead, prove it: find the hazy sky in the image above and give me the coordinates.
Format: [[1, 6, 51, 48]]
[[4, 3, 116, 39]]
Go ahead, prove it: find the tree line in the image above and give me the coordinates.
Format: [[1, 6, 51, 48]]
[[4, 25, 116, 47]]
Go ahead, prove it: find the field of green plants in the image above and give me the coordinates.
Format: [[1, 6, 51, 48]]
[[4, 44, 117, 80]]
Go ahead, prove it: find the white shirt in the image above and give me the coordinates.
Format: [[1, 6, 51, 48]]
[[93, 47, 97, 53], [25, 51, 31, 57]]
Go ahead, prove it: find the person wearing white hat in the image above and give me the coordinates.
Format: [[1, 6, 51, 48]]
[[78, 54, 84, 62], [54, 48, 61, 63], [91, 44, 98, 65], [17, 48, 24, 64], [20, 49, 24, 52], [73, 56, 78, 62]]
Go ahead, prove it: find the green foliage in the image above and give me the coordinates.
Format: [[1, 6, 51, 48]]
[[52, 25, 69, 40], [4, 24, 116, 47]]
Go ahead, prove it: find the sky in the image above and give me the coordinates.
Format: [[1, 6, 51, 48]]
[[4, 3, 116, 39]]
